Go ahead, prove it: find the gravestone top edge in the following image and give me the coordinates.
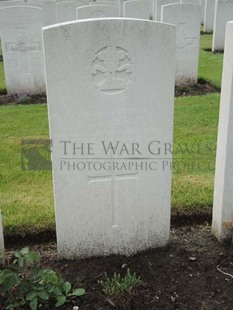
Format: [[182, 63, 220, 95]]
[[43, 17, 176, 32], [0, 4, 42, 10], [162, 3, 201, 8]]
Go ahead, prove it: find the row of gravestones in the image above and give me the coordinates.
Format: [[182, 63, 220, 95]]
[[0, 17, 233, 258], [0, 0, 203, 94], [1, 0, 232, 93], [203, 0, 233, 52]]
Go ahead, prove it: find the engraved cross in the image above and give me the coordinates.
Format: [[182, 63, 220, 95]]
[[88, 166, 138, 228]]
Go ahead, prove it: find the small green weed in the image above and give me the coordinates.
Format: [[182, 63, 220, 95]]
[[0, 247, 85, 310], [100, 269, 140, 296]]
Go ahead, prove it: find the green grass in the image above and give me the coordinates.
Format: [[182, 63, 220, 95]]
[[198, 33, 223, 88], [0, 32, 224, 235], [0, 105, 54, 235], [0, 42, 6, 94], [0, 94, 220, 235], [172, 93, 219, 209]]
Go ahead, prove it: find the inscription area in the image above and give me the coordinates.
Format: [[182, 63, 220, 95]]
[[6, 40, 41, 52], [176, 23, 197, 49]]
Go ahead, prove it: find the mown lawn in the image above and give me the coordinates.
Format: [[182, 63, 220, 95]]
[[173, 93, 219, 210], [0, 105, 54, 235], [0, 42, 6, 94], [199, 33, 223, 88], [0, 33, 223, 235]]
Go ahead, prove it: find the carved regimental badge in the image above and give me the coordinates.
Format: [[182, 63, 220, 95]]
[[91, 46, 133, 94], [6, 40, 41, 52]]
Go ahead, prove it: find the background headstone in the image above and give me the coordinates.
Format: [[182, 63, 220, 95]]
[[0, 6, 46, 94], [180, 0, 203, 23], [204, 0, 215, 33], [123, 0, 150, 19], [77, 4, 119, 19], [212, 21, 233, 244], [0, 0, 56, 26], [180, 0, 201, 3], [43, 18, 176, 259], [154, 0, 180, 21], [162, 3, 201, 85], [201, 0, 205, 23], [118, 0, 127, 16], [212, 0, 233, 52], [56, 0, 89, 23]]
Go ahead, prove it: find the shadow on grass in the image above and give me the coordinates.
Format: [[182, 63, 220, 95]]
[[202, 48, 224, 54], [200, 31, 213, 35]]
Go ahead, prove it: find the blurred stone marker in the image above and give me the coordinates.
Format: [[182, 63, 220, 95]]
[[162, 3, 201, 85], [201, 0, 205, 24], [155, 0, 180, 21], [56, 0, 89, 22], [0, 6, 46, 94], [212, 0, 233, 52], [0, 0, 56, 25], [123, 0, 150, 19], [212, 21, 233, 244], [77, 4, 119, 19], [204, 0, 215, 33]]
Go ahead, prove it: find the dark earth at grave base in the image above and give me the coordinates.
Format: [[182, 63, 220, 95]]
[[175, 79, 220, 97], [4, 224, 233, 310]]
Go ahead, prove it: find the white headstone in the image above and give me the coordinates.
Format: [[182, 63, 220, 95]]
[[95, 0, 116, 3], [56, 0, 89, 23], [118, 0, 126, 16], [155, 0, 180, 21], [203, 0, 215, 32], [43, 18, 176, 259], [123, 0, 150, 19], [90, 0, 117, 7], [212, 0, 233, 52], [201, 0, 205, 23], [212, 21, 233, 244], [162, 3, 201, 85], [148, 0, 155, 20], [0, 0, 56, 26], [181, 0, 201, 3], [0, 6, 45, 94], [77, 4, 118, 19], [180, 0, 203, 23]]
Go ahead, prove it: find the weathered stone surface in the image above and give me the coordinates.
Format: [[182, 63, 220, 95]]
[[162, 3, 201, 85], [212, 0, 233, 52], [204, 0, 215, 33], [155, 0, 180, 21], [0, 6, 46, 94], [56, 0, 90, 22], [43, 18, 176, 258], [0, 0, 56, 25], [77, 4, 118, 19], [123, 0, 150, 19], [212, 21, 233, 244]]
